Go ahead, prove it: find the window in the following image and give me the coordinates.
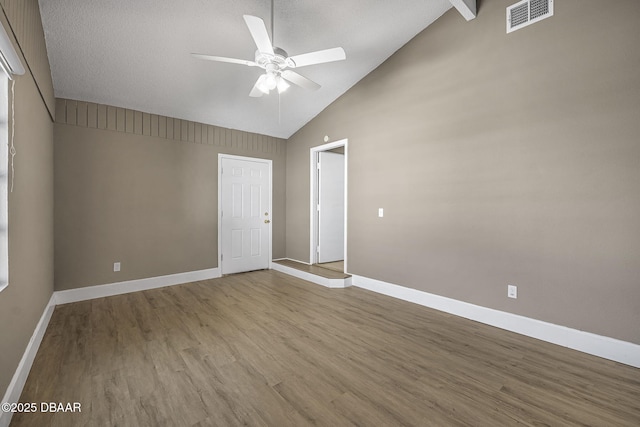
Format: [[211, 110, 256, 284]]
[[0, 21, 25, 292], [0, 75, 6, 292]]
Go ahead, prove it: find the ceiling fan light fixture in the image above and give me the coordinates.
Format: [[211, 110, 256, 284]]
[[276, 76, 289, 93], [265, 72, 278, 90], [256, 74, 270, 94], [192, 3, 346, 98]]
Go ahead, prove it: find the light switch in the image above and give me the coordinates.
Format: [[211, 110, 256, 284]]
[[378, 208, 384, 218]]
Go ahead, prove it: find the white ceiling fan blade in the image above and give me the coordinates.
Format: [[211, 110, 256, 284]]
[[281, 70, 321, 91], [191, 53, 257, 67], [287, 47, 346, 68], [243, 15, 274, 55], [249, 74, 268, 97]]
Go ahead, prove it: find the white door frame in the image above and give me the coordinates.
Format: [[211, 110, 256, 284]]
[[310, 139, 348, 272], [218, 153, 273, 275]]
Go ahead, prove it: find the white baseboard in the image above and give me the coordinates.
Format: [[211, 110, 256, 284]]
[[352, 275, 640, 369], [1, 267, 222, 427], [55, 267, 221, 305], [272, 261, 351, 288], [4, 267, 636, 427], [0, 294, 56, 427]]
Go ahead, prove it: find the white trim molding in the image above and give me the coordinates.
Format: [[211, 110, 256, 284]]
[[309, 139, 348, 271], [0, 294, 56, 427], [272, 261, 351, 289], [55, 268, 221, 305], [1, 267, 222, 427], [352, 275, 640, 369]]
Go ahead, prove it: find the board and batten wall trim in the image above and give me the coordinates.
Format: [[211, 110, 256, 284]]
[[55, 98, 286, 155]]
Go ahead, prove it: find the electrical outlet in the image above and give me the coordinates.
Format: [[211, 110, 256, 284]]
[[378, 208, 384, 217], [114, 262, 121, 272], [508, 285, 517, 299]]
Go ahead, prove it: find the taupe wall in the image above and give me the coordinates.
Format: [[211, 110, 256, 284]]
[[0, 0, 55, 117], [286, 0, 640, 344], [54, 99, 286, 290], [0, 3, 54, 399]]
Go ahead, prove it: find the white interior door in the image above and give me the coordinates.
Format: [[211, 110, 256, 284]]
[[317, 151, 344, 263], [220, 156, 271, 274]]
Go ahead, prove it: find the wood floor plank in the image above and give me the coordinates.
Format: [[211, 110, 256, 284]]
[[272, 376, 354, 427], [316, 260, 344, 273], [11, 269, 640, 426], [90, 370, 136, 426]]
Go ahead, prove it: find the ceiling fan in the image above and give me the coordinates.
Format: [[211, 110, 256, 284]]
[[192, 0, 346, 97]]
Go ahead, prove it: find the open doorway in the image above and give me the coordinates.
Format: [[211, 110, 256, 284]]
[[310, 139, 347, 274]]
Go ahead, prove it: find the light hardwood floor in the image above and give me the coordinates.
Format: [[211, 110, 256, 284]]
[[11, 270, 640, 426], [316, 261, 344, 274]]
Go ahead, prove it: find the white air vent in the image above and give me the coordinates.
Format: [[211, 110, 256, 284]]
[[507, 0, 553, 33]]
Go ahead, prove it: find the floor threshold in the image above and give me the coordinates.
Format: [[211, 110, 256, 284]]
[[272, 259, 351, 288]]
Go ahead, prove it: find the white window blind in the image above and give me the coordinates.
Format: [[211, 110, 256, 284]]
[[0, 20, 25, 292], [0, 75, 7, 292]]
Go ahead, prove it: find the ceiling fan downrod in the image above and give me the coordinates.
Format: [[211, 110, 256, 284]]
[[270, 0, 274, 47]]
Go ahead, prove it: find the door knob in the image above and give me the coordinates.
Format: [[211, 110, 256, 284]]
[[264, 219, 271, 224]]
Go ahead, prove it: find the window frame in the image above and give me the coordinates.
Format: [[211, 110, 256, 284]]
[[0, 74, 8, 292]]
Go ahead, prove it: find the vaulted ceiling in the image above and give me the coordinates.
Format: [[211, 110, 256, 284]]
[[39, 0, 475, 138]]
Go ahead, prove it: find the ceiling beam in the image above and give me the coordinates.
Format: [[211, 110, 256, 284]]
[[449, 0, 476, 21]]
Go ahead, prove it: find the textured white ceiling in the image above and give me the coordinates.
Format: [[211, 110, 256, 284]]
[[39, 0, 453, 138]]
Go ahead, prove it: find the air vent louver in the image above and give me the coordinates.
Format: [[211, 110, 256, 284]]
[[507, 0, 553, 33]]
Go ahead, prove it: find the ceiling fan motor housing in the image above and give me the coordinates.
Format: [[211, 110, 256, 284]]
[[255, 47, 295, 71]]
